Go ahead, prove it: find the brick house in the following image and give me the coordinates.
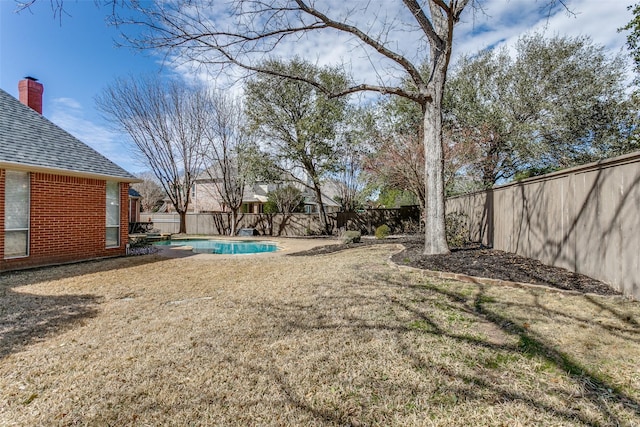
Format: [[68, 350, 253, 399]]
[[0, 78, 138, 271]]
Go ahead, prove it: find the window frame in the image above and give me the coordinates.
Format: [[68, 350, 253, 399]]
[[4, 170, 30, 259], [106, 181, 120, 248]]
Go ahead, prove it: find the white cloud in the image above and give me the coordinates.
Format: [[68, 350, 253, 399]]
[[53, 97, 82, 110], [49, 97, 144, 173], [162, 0, 633, 96], [454, 0, 631, 60]]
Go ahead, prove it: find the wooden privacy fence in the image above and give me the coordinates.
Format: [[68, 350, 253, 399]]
[[336, 206, 421, 235], [146, 207, 420, 237], [446, 151, 640, 299], [146, 212, 332, 236]]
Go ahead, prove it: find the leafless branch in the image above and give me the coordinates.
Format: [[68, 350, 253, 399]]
[[95, 76, 207, 232]]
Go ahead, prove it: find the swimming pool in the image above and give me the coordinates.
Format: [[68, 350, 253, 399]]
[[154, 239, 279, 255]]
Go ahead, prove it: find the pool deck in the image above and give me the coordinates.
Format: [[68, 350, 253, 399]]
[[154, 236, 341, 260]]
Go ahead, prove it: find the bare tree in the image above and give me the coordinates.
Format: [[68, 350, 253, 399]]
[[268, 184, 303, 214], [363, 104, 481, 204], [131, 172, 165, 212], [330, 110, 372, 212], [361, 95, 427, 210], [264, 184, 304, 236], [365, 132, 426, 212], [332, 149, 367, 212], [96, 76, 206, 233], [202, 92, 257, 236]]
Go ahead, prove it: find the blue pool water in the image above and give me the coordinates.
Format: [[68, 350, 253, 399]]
[[154, 239, 278, 255]]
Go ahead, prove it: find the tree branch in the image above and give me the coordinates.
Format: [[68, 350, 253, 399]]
[[401, 0, 443, 47], [331, 84, 426, 103], [292, 0, 427, 92]]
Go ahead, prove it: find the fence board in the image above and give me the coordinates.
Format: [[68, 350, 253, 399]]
[[446, 151, 640, 299]]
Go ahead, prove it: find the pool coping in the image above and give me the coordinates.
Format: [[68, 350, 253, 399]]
[[154, 236, 341, 259]]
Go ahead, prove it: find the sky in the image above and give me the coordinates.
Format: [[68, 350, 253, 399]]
[[0, 0, 635, 174]]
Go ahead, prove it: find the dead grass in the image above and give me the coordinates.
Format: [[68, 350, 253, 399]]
[[1, 244, 639, 426]]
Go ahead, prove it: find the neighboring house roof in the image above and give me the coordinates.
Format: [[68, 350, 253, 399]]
[[242, 183, 270, 203], [0, 88, 137, 181], [303, 190, 340, 208], [195, 165, 222, 182], [195, 166, 340, 208], [128, 188, 141, 198]]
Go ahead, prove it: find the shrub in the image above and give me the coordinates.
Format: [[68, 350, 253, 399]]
[[262, 200, 278, 214], [129, 235, 150, 248], [375, 224, 390, 240], [342, 230, 361, 244], [266, 185, 304, 213], [445, 212, 471, 248], [126, 236, 158, 256]]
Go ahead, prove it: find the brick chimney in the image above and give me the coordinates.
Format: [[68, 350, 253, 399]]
[[19, 77, 44, 114]]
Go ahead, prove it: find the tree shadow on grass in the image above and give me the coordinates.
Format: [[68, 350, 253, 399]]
[[246, 269, 640, 425], [391, 274, 640, 425], [0, 255, 167, 360], [0, 288, 101, 359], [1, 254, 167, 288]]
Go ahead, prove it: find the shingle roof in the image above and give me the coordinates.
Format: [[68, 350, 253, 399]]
[[0, 88, 137, 181]]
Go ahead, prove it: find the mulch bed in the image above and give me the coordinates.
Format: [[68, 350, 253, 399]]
[[290, 236, 620, 296]]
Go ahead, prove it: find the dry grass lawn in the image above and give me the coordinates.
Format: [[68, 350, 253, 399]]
[[1, 243, 639, 426]]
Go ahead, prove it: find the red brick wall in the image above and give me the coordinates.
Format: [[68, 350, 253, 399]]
[[0, 170, 129, 271], [0, 169, 5, 261]]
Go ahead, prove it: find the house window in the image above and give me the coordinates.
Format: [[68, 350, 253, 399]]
[[106, 181, 120, 248], [4, 171, 30, 258]]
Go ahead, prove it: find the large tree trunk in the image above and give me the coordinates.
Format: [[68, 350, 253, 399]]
[[178, 210, 187, 234], [312, 183, 331, 235], [421, 1, 453, 256], [422, 73, 450, 255], [230, 210, 237, 236]]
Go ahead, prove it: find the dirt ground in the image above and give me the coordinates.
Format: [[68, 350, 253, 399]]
[[1, 241, 639, 426], [292, 236, 620, 296]]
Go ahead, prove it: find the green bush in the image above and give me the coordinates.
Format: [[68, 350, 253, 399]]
[[342, 230, 361, 244], [445, 212, 471, 248], [263, 200, 278, 214], [375, 224, 390, 240]]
